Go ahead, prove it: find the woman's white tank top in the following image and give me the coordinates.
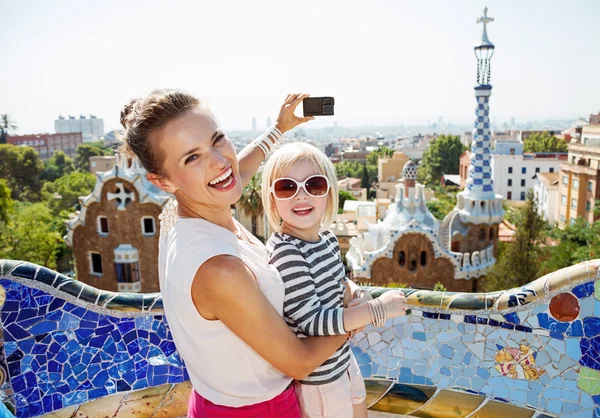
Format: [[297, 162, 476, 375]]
[[160, 217, 290, 407]]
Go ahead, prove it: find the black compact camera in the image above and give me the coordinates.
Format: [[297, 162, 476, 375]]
[[303, 97, 335, 117]]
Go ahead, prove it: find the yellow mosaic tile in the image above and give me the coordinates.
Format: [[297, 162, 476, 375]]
[[410, 390, 483, 418], [114, 384, 172, 417], [468, 400, 535, 418], [365, 379, 395, 408], [74, 392, 128, 418], [369, 385, 436, 415], [152, 382, 193, 418], [38, 406, 78, 418]]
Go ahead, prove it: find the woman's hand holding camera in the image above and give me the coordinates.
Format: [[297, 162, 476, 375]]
[[275, 93, 314, 134]]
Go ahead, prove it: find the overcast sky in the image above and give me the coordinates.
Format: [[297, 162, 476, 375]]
[[2, 0, 599, 134]]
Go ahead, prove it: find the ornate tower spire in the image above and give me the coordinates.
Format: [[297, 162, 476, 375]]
[[456, 7, 504, 224]]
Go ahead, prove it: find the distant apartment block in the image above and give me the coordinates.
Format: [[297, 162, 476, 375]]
[[89, 155, 117, 174], [55, 114, 104, 143], [7, 132, 83, 160], [338, 177, 367, 201], [558, 123, 600, 226], [459, 139, 567, 201]]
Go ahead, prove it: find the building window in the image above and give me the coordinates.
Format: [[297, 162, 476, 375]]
[[550, 167, 554, 173], [89, 253, 103, 275], [562, 176, 568, 186], [520, 192, 526, 201], [588, 181, 593, 192], [570, 218, 576, 226], [489, 227, 495, 240], [115, 262, 140, 284], [535, 167, 540, 173], [560, 214, 566, 222], [508, 179, 512, 186], [571, 198, 577, 209], [398, 251, 406, 266], [586, 201, 592, 212], [561, 195, 567, 206], [478, 228, 486, 241], [141, 216, 156, 236], [420, 251, 427, 266], [507, 191, 512, 200], [521, 179, 526, 187], [97, 216, 109, 236], [508, 167, 513, 174], [573, 179, 579, 190]]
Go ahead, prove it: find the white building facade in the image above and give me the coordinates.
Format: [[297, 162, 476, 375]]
[[491, 140, 567, 201], [533, 172, 559, 225], [55, 115, 105, 143]]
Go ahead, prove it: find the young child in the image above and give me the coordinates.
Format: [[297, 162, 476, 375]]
[[262, 142, 408, 418]]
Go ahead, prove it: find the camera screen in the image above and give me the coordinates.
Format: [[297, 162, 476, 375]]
[[303, 98, 322, 114]]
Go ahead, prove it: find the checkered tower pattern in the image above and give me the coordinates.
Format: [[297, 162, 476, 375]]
[[466, 87, 495, 197]]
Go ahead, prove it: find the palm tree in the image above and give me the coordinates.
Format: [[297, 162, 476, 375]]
[[0, 114, 18, 144], [239, 173, 264, 238]]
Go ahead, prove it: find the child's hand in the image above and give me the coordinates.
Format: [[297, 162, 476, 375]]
[[346, 290, 373, 335]]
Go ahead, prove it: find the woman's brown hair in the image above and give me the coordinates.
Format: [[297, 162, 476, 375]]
[[118, 89, 202, 176]]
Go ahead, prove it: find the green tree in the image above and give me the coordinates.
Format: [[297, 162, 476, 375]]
[[239, 173, 264, 239], [426, 187, 458, 220], [484, 190, 548, 291], [335, 161, 378, 196], [42, 171, 96, 215], [0, 114, 17, 144], [0, 179, 13, 224], [361, 164, 370, 195], [433, 282, 447, 292], [523, 131, 568, 153], [42, 150, 76, 182], [338, 190, 357, 214], [0, 202, 63, 269], [419, 135, 465, 186], [74, 141, 114, 171], [0, 144, 45, 202], [538, 218, 600, 276], [367, 146, 394, 165]]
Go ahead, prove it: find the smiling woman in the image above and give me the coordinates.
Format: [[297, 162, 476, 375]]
[[117, 89, 353, 417]]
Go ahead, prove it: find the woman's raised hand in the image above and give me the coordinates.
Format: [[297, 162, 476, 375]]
[[275, 93, 315, 134], [378, 290, 409, 318]]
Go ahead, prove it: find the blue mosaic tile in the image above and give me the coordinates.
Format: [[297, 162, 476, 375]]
[[584, 317, 600, 337], [573, 281, 595, 299]]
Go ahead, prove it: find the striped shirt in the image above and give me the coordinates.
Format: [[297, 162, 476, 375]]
[[267, 230, 350, 385]]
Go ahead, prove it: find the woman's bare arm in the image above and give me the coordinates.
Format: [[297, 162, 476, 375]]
[[237, 94, 313, 188], [191, 255, 348, 380]]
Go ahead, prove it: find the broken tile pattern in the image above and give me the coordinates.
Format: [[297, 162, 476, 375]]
[[0, 259, 599, 417], [0, 279, 187, 418], [352, 276, 600, 417]]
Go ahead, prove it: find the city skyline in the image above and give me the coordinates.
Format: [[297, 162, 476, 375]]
[[2, 0, 599, 134]]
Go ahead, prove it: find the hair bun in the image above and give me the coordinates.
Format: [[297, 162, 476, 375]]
[[120, 97, 142, 130]]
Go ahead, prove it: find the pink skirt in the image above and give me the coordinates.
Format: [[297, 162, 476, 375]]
[[188, 384, 301, 418]]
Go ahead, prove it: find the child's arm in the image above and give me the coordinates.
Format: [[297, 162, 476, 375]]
[[270, 242, 346, 336], [271, 242, 409, 334]]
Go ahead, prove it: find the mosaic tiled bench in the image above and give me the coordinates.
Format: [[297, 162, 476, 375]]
[[0, 259, 599, 417]]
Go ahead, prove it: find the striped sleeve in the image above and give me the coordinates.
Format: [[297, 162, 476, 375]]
[[270, 242, 346, 336], [322, 230, 347, 283]]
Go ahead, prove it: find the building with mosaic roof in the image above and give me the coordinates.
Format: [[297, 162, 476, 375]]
[[65, 155, 170, 293], [346, 7, 504, 292]]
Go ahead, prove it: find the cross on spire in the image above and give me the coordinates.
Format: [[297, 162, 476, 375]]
[[476, 7, 494, 46]]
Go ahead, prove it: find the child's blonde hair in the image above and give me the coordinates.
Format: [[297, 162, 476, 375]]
[[261, 142, 339, 233]]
